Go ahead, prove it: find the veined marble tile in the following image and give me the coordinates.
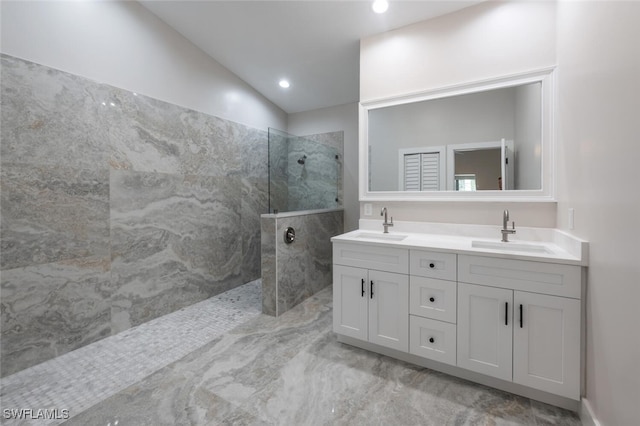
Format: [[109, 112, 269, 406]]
[[287, 132, 343, 211], [531, 399, 581, 425], [64, 289, 332, 426], [0, 257, 112, 377], [107, 88, 245, 177], [63, 287, 579, 426], [260, 217, 277, 317], [242, 177, 269, 284], [267, 130, 289, 213], [275, 210, 343, 315], [300, 131, 345, 155], [305, 210, 344, 295], [0, 54, 270, 376], [0, 54, 110, 170], [239, 126, 268, 179], [275, 215, 311, 315], [0, 281, 262, 425], [287, 177, 341, 212], [261, 210, 343, 316], [0, 163, 110, 270], [109, 170, 242, 331]]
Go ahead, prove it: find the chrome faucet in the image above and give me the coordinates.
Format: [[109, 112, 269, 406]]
[[381, 207, 394, 233], [501, 209, 516, 242]]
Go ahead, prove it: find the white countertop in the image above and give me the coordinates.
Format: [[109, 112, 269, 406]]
[[331, 220, 588, 266]]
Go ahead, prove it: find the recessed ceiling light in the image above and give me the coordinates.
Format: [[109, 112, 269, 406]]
[[279, 79, 290, 88], [372, 0, 389, 14]]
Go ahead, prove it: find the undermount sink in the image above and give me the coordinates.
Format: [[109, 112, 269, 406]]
[[353, 232, 408, 242], [471, 240, 552, 254]]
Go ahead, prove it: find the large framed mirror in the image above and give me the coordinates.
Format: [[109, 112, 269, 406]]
[[359, 69, 555, 201]]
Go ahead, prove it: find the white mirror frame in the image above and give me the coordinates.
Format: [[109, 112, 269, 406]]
[[359, 68, 556, 202]]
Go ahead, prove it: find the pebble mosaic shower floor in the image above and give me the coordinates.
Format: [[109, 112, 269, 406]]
[[0, 280, 262, 425]]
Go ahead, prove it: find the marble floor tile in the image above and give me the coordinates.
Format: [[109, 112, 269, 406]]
[[35, 285, 578, 426], [10, 282, 580, 426], [0, 280, 262, 426]]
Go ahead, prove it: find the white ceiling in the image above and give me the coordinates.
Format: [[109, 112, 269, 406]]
[[140, 1, 482, 114]]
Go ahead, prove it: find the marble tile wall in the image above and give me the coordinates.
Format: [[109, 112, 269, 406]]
[[261, 209, 344, 316], [267, 129, 289, 213], [260, 218, 277, 316], [0, 54, 267, 376], [267, 129, 343, 213], [287, 132, 343, 212]]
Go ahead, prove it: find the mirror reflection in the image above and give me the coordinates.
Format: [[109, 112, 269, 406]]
[[368, 82, 542, 192]]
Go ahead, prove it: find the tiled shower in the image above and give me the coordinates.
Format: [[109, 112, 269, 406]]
[[267, 128, 343, 213], [0, 54, 342, 377], [261, 128, 344, 317]]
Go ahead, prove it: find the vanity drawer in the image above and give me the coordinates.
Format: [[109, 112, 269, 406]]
[[458, 255, 582, 299], [410, 249, 457, 281], [333, 242, 409, 274], [409, 315, 456, 366], [409, 276, 456, 323]]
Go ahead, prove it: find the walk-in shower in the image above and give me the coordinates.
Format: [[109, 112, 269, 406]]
[[262, 128, 344, 316]]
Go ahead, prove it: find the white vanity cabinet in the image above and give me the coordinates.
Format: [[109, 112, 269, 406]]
[[333, 244, 409, 352], [408, 249, 457, 365], [331, 231, 586, 409], [457, 255, 582, 400]]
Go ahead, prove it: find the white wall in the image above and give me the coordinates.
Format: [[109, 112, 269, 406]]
[[0, 0, 286, 130], [360, 1, 556, 102], [361, 1, 640, 423], [288, 103, 359, 232], [359, 0, 558, 227], [555, 2, 640, 425]]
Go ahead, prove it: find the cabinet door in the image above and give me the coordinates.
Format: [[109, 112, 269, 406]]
[[457, 283, 513, 381], [368, 270, 409, 352], [513, 292, 581, 400], [333, 265, 368, 341]]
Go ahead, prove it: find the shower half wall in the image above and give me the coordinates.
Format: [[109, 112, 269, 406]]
[[261, 129, 344, 316], [261, 209, 343, 316]]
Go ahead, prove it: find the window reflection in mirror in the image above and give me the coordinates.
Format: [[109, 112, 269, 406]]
[[368, 82, 542, 192], [455, 148, 500, 190]]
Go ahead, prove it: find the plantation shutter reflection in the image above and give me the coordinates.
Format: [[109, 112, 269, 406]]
[[403, 152, 440, 191], [421, 153, 440, 191], [404, 154, 421, 191]]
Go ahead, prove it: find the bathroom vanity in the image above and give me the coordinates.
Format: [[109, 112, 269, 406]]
[[331, 220, 588, 410]]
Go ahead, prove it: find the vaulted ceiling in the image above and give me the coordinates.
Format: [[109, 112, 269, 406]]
[[140, 1, 482, 114]]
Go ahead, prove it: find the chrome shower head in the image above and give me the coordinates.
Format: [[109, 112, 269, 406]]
[[297, 155, 307, 165]]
